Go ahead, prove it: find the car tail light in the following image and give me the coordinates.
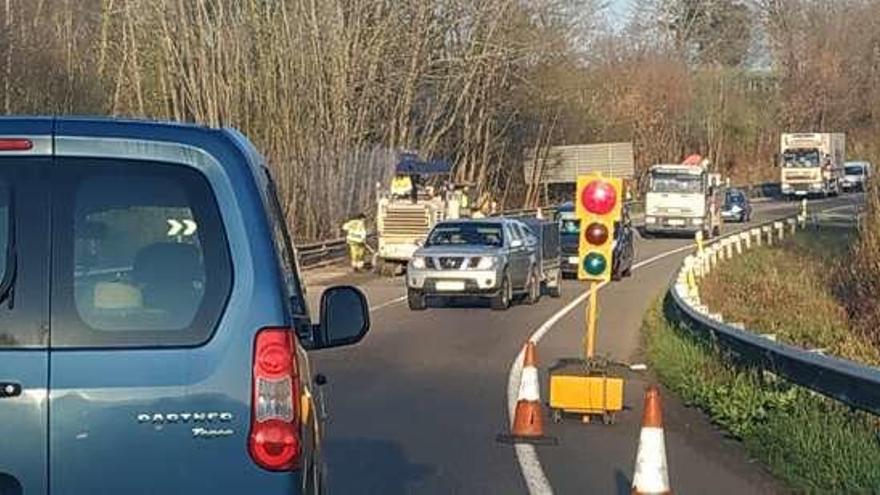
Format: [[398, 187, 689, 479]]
[[0, 138, 32, 151], [248, 328, 301, 471]]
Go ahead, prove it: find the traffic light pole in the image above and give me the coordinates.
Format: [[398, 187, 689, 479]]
[[549, 174, 624, 425], [585, 281, 599, 359]]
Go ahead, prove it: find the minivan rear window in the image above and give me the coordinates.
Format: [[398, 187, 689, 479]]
[[52, 159, 232, 348]]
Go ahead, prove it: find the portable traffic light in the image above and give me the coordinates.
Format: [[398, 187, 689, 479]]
[[576, 175, 623, 282]]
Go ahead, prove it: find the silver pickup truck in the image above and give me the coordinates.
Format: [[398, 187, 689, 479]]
[[406, 217, 560, 310]]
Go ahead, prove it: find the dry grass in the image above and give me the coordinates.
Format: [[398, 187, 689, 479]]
[[837, 175, 880, 350], [700, 225, 880, 366]]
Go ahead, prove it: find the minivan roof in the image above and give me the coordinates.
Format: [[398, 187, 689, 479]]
[[0, 115, 257, 159]]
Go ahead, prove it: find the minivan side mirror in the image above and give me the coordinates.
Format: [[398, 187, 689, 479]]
[[311, 286, 370, 350]]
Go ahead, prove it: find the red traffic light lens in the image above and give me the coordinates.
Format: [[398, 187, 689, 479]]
[[582, 252, 607, 276], [584, 222, 609, 245], [581, 180, 617, 214]]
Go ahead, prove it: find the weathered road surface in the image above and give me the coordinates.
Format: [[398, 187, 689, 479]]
[[304, 195, 859, 494]]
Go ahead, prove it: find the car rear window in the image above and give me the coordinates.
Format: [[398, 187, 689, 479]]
[[51, 159, 232, 348]]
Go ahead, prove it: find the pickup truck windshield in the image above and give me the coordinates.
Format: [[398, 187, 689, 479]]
[[427, 223, 503, 247], [845, 165, 865, 176], [782, 149, 820, 168], [650, 174, 703, 194]]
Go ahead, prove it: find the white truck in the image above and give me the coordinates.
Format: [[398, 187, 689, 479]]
[[644, 159, 723, 238], [780, 133, 845, 198]]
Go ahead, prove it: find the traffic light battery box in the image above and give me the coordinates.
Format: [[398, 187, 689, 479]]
[[548, 363, 624, 416]]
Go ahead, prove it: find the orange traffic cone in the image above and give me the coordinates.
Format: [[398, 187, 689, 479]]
[[497, 341, 557, 445], [632, 385, 671, 494]]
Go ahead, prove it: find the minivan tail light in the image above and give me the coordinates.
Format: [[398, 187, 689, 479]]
[[249, 328, 301, 471], [0, 138, 32, 151]]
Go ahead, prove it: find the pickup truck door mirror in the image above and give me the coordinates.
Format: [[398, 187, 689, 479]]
[[510, 239, 524, 249], [312, 286, 370, 350]]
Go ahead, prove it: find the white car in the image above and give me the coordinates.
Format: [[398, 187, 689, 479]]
[[842, 161, 871, 192]]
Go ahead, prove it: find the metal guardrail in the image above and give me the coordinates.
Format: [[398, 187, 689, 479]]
[[668, 208, 880, 416], [295, 181, 781, 269]]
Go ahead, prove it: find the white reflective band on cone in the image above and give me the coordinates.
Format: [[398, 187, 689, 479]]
[[518, 366, 540, 402], [632, 427, 670, 494]]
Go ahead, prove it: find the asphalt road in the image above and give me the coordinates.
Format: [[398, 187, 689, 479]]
[[304, 195, 861, 495]]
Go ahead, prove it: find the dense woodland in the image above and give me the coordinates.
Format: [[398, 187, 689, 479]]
[[1, 0, 879, 240]]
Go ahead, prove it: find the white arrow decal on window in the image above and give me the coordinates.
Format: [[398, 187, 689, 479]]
[[167, 219, 183, 236], [183, 219, 198, 236]]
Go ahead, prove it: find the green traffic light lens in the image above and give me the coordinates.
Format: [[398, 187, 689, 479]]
[[583, 252, 607, 276]]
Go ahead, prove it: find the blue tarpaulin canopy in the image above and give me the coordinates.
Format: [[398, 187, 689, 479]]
[[395, 154, 453, 176]]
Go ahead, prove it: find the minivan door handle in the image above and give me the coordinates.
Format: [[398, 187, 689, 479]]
[[0, 382, 21, 398]]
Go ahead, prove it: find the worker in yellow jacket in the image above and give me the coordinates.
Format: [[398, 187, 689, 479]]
[[342, 213, 368, 271]]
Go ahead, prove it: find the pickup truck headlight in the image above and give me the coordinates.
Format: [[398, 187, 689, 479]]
[[692, 218, 704, 225], [730, 205, 742, 213], [469, 256, 497, 269], [411, 256, 427, 269], [645, 216, 657, 224]]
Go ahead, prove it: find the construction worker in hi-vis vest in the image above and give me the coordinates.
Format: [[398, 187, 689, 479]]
[[342, 213, 368, 271]]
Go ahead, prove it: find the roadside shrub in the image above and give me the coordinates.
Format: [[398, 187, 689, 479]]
[[838, 173, 880, 349]]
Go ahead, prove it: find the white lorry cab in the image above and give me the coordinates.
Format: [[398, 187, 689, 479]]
[[780, 133, 845, 198], [644, 158, 723, 238]]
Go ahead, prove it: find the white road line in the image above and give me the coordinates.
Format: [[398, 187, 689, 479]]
[[369, 295, 407, 313], [506, 244, 696, 494], [506, 200, 857, 494]]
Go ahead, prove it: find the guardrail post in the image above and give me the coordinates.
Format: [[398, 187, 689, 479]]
[[734, 234, 743, 255], [763, 225, 773, 246], [702, 252, 711, 275], [683, 257, 700, 301], [695, 230, 704, 256], [726, 239, 735, 259], [753, 227, 762, 247], [740, 231, 751, 250], [774, 221, 784, 242], [801, 198, 808, 218], [787, 217, 797, 235]]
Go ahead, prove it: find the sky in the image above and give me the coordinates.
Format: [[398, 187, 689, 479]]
[[607, 0, 633, 28]]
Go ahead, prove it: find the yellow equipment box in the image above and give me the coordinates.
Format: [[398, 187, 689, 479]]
[[549, 362, 624, 424]]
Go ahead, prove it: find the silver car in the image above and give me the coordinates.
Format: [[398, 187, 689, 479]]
[[842, 161, 871, 192], [406, 218, 539, 310]]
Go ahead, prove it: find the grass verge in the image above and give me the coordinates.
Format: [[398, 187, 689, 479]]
[[644, 297, 880, 493], [699, 227, 880, 366]]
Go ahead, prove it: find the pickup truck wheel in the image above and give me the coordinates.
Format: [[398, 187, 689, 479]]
[[407, 289, 427, 311], [525, 270, 541, 305], [491, 273, 511, 311]]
